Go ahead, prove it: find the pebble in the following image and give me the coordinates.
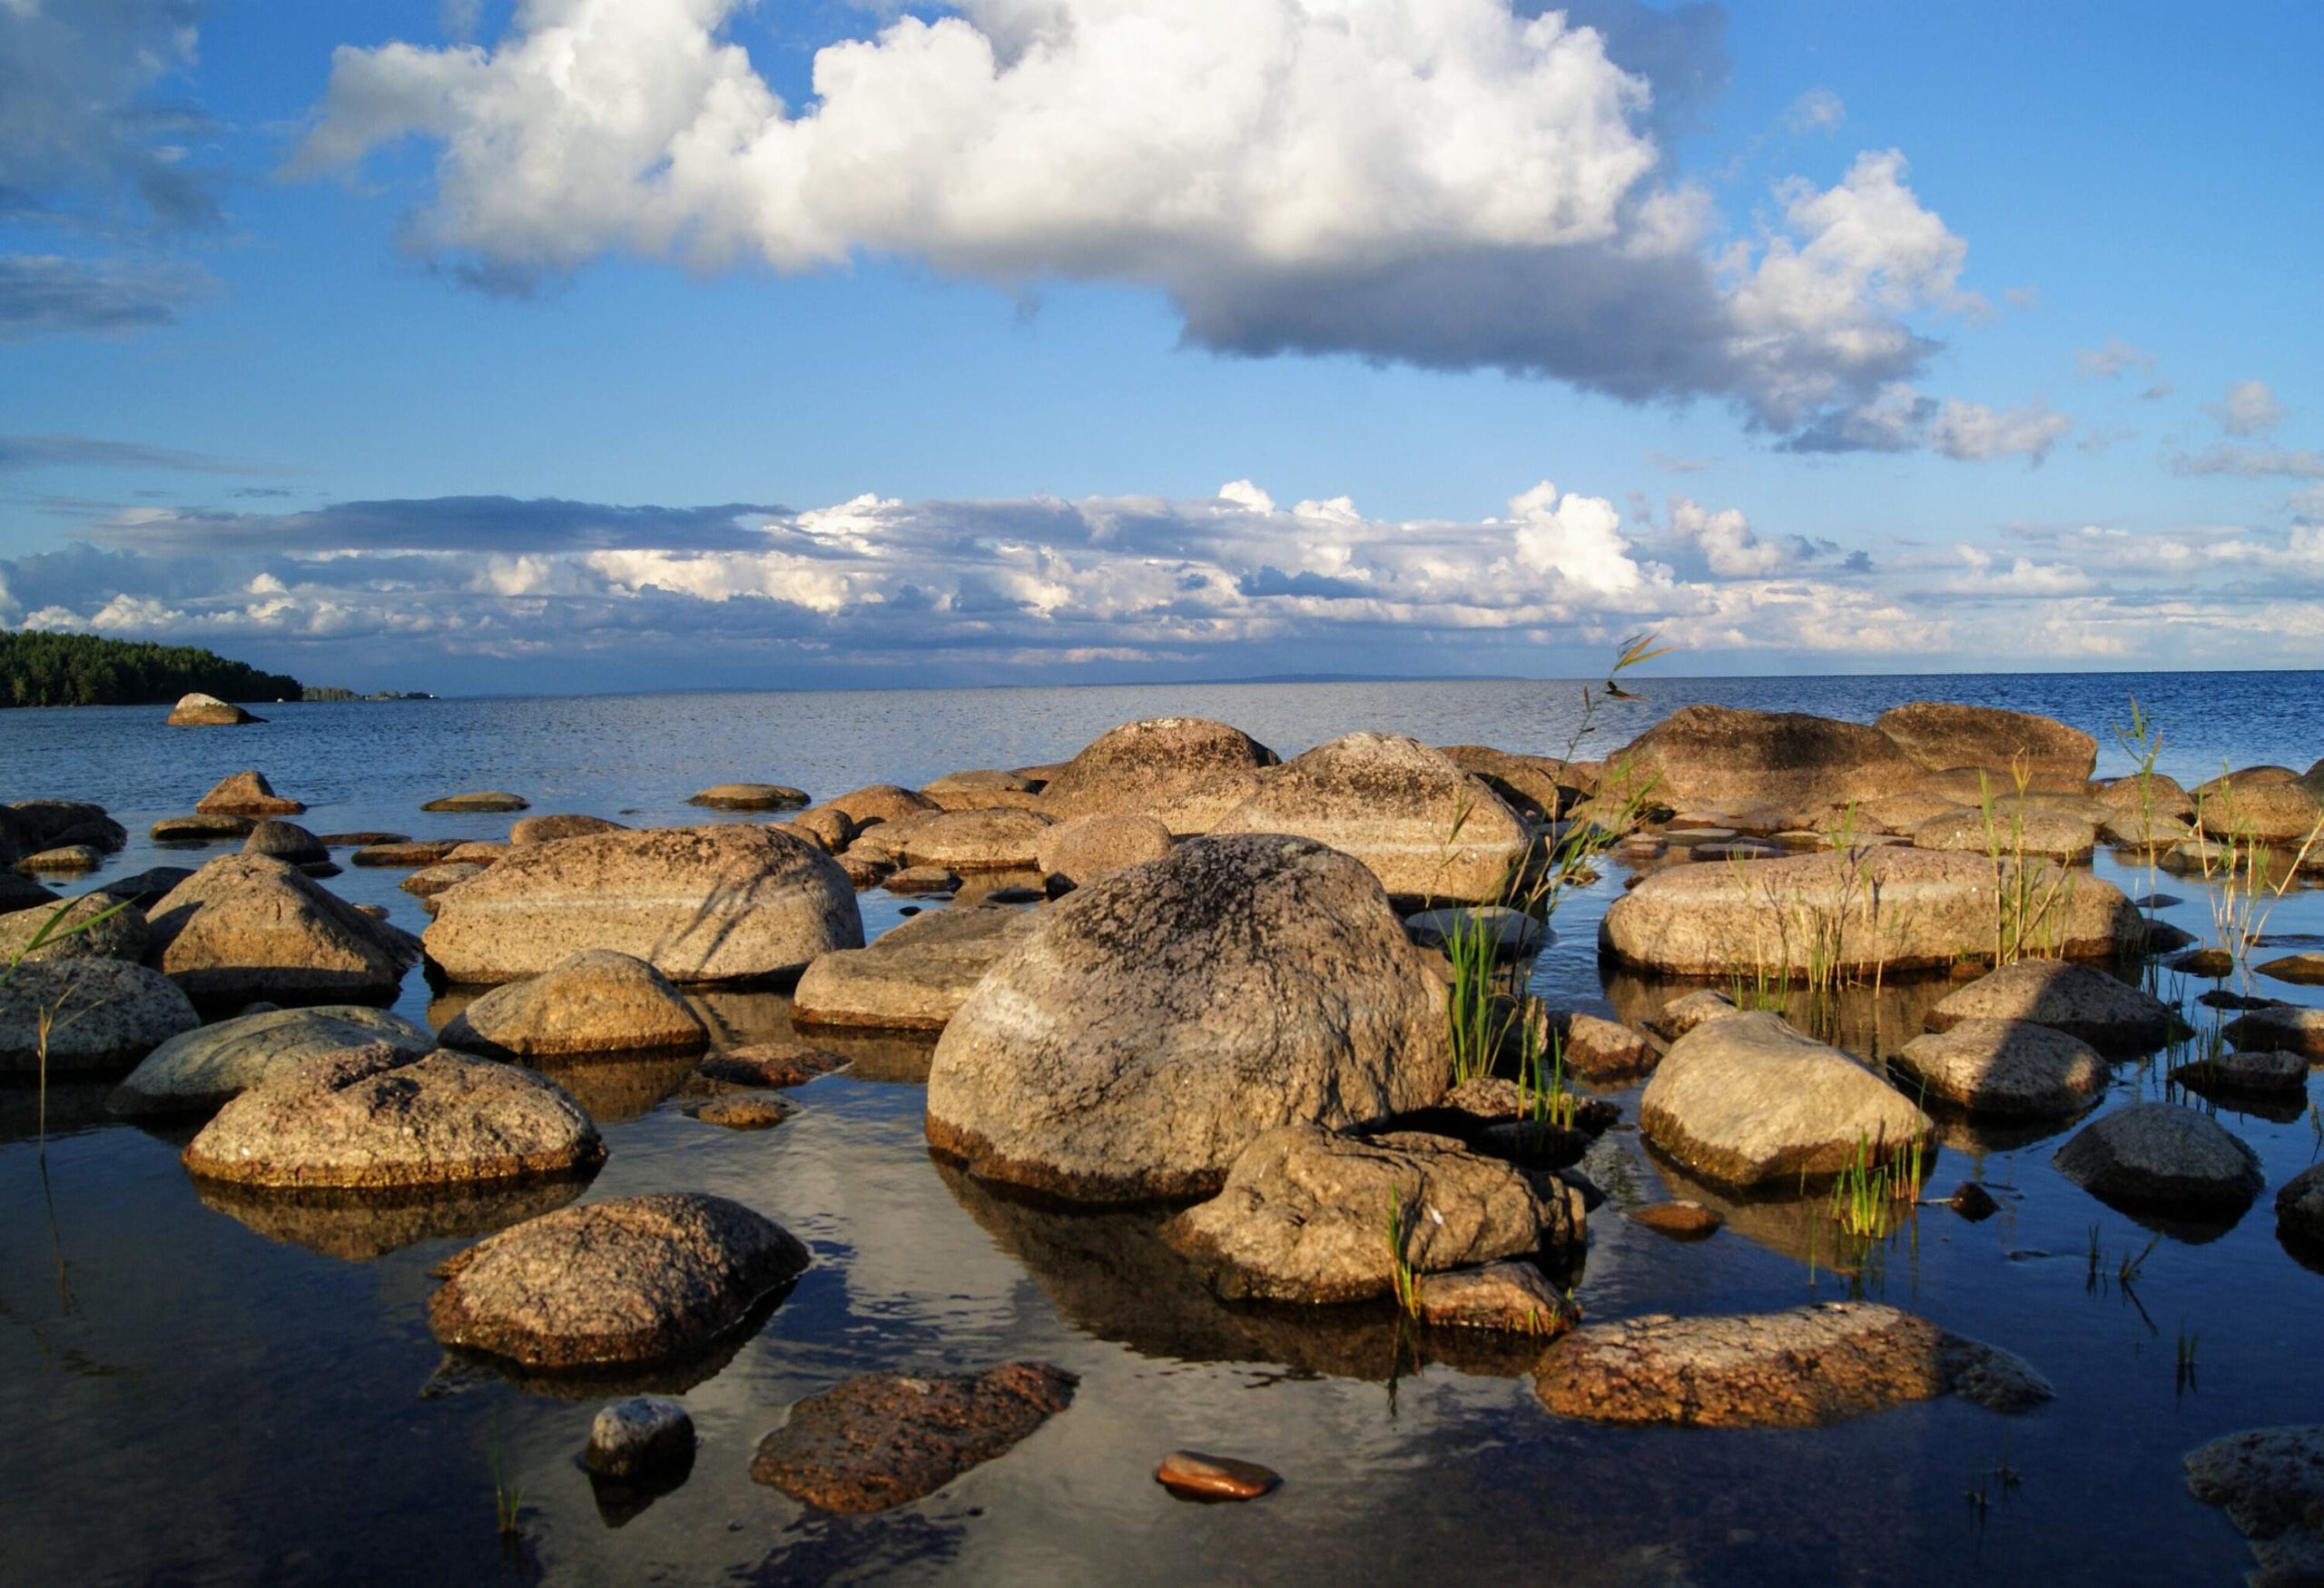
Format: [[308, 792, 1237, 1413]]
[[1630, 1200, 1721, 1239], [584, 1396, 695, 1481], [1155, 1451, 1281, 1502]]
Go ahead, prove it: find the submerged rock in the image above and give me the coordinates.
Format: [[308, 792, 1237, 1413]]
[[584, 1396, 695, 1481], [925, 834, 1452, 1203], [1639, 1011, 1930, 1189], [147, 853, 419, 1006], [15, 844, 102, 873], [1168, 1125, 1578, 1304], [2183, 1425, 2324, 1588], [1037, 716, 1279, 834], [1534, 1302, 2053, 1427], [423, 824, 862, 985], [1619, 705, 1923, 810], [168, 691, 261, 726], [0, 958, 198, 1075], [1926, 960, 2172, 1052], [421, 791, 529, 813], [792, 905, 1039, 1031], [1415, 1260, 1578, 1336], [1630, 1200, 1721, 1240], [182, 1045, 604, 1191], [1872, 702, 2097, 785], [750, 1362, 1077, 1513], [688, 1090, 796, 1129], [195, 770, 303, 817], [350, 840, 462, 868], [2052, 1102, 2262, 1214], [1640, 989, 1738, 1041], [1210, 731, 1530, 903], [108, 1003, 433, 1115], [440, 949, 709, 1058], [692, 1042, 848, 1090], [1889, 1019, 2108, 1119], [1546, 1010, 1661, 1083], [428, 1192, 807, 1371]]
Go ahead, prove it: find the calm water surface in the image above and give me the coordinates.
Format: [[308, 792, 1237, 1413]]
[[3, 671, 2321, 1586]]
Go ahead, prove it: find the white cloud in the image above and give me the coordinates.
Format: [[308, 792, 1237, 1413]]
[[1928, 397, 2073, 464], [2206, 378, 2283, 437], [1784, 88, 1845, 134], [1668, 496, 1783, 577], [2073, 335, 2155, 380]]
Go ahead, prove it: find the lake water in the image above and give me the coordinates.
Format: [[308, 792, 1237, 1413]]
[[2, 671, 2320, 1586]]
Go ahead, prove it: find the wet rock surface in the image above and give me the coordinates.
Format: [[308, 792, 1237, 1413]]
[[1926, 960, 2171, 1052], [584, 1396, 696, 1481], [440, 950, 709, 1058], [428, 1192, 808, 1371], [750, 1362, 1077, 1513], [690, 1042, 848, 1090], [1534, 1302, 2053, 1427], [1154, 1450, 1281, 1501], [2052, 1101, 2263, 1214], [687, 1090, 796, 1129], [108, 1003, 433, 1114], [1890, 1019, 2108, 1119], [1415, 1260, 1578, 1336]]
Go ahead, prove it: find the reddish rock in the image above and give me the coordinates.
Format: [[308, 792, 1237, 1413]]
[[195, 770, 304, 817], [1155, 1451, 1281, 1501], [694, 1043, 849, 1090], [751, 1362, 1078, 1513], [1630, 1200, 1721, 1239]]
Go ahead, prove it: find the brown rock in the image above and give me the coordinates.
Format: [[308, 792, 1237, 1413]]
[[750, 1362, 1077, 1513], [1630, 1200, 1721, 1239], [1, 957, 199, 1075], [883, 864, 960, 895], [1415, 1260, 1579, 1335], [1437, 745, 1583, 821], [148, 853, 419, 1005], [872, 807, 1054, 871], [1037, 716, 1280, 833], [694, 1043, 848, 1090], [351, 839, 462, 868], [195, 771, 304, 817], [688, 783, 808, 811], [421, 791, 529, 813], [2191, 777, 2324, 843], [152, 814, 255, 843], [441, 949, 709, 1057], [785, 806, 854, 852], [402, 860, 486, 899], [509, 813, 626, 843], [689, 1090, 796, 1129], [1890, 1019, 2108, 1118], [1911, 805, 2095, 862], [793, 905, 1039, 1031], [1154, 1451, 1280, 1501], [825, 784, 940, 830], [1618, 705, 1923, 810], [1925, 960, 2172, 1052], [1873, 702, 2097, 785], [167, 691, 261, 726], [0, 893, 146, 964], [1553, 1011, 1662, 1083], [15, 843, 103, 873], [2223, 1005, 2324, 1057], [1033, 812, 1175, 883]]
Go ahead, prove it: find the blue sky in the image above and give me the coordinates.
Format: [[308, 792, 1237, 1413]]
[[2, 1, 2319, 694]]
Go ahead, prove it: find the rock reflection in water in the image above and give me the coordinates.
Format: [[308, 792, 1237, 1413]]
[[690, 990, 938, 1083], [0, 1080, 119, 1147], [1600, 964, 1955, 1061], [194, 1176, 590, 1262], [933, 1159, 1544, 1383], [1646, 1149, 1943, 1284], [523, 1052, 699, 1123], [429, 1289, 789, 1402]]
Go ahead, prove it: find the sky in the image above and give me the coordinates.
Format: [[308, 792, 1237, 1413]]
[[1, 0, 2319, 695]]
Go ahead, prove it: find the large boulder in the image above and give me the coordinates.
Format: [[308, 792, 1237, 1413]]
[[792, 905, 1039, 1031], [182, 1045, 604, 1190], [147, 854, 419, 1005], [0, 893, 146, 964], [2183, 1425, 2324, 1588], [1168, 1124, 1580, 1303], [1210, 732, 1531, 903], [752, 1362, 1076, 1513], [1534, 1303, 2053, 1427], [439, 950, 709, 1058], [1873, 703, 2096, 787], [1034, 812, 1174, 883], [1889, 1020, 2107, 1119], [0, 958, 198, 1074], [108, 1004, 433, 1114], [1911, 806, 2095, 862], [1037, 717, 1280, 833], [872, 807, 1053, 871], [427, 1192, 808, 1370], [1436, 745, 1581, 822], [168, 691, 261, 726], [1926, 960, 2172, 1052], [1617, 705, 1923, 811], [1639, 1011, 1931, 1189], [2053, 1102, 2263, 1214], [195, 771, 303, 816], [2223, 1005, 2324, 1058], [926, 833, 1453, 1202], [1600, 846, 2141, 977], [422, 825, 862, 985], [2191, 779, 2324, 844]]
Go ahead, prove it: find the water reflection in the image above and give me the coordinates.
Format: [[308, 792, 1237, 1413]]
[[194, 1177, 591, 1262]]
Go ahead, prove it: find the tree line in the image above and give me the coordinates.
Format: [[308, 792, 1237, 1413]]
[[0, 631, 302, 708]]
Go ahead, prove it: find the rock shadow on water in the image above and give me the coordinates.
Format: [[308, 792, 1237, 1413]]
[[0, 1080, 119, 1147], [1600, 964, 1955, 1063], [933, 1159, 1543, 1383], [688, 989, 938, 1084], [194, 1176, 592, 1263], [430, 1287, 792, 1402]]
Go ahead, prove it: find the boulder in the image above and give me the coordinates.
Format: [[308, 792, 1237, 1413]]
[[2191, 779, 2324, 843], [2101, 810, 2194, 850], [1639, 1011, 1930, 1189], [83, 867, 190, 909], [1037, 717, 1280, 833], [443, 840, 507, 863], [2171, 1049, 2309, 1098], [167, 691, 260, 726], [422, 824, 862, 985], [2258, 952, 2324, 985], [1436, 745, 1581, 822], [1859, 791, 1969, 835], [152, 814, 254, 843], [688, 783, 808, 811], [2052, 1102, 2263, 1213], [1033, 812, 1174, 883], [0, 958, 198, 1075], [2224, 1005, 2324, 1058], [1640, 989, 1738, 1041], [147, 853, 419, 1005], [421, 791, 529, 813], [1617, 705, 1924, 810], [1415, 1260, 1579, 1336], [195, 771, 303, 817], [792, 905, 1039, 1032], [0, 873, 58, 912], [428, 1192, 809, 1370], [107, 1004, 433, 1115], [1925, 960, 2171, 1052], [7, 802, 124, 855], [15, 844, 102, 873], [751, 1362, 1076, 1513], [182, 1044, 602, 1189], [2280, 1166, 2324, 1246], [1551, 1011, 1662, 1084], [1889, 1020, 2107, 1118], [1600, 846, 2141, 977], [1403, 905, 1543, 960], [0, 893, 146, 965], [1168, 1125, 1580, 1303], [440, 950, 710, 1058], [242, 820, 328, 865], [1872, 702, 2096, 785], [926, 833, 1452, 1202], [783, 806, 854, 853], [350, 840, 461, 868], [402, 861, 485, 899], [921, 771, 1046, 813], [509, 813, 625, 844], [583, 1396, 694, 1481], [873, 807, 1053, 871], [2183, 1425, 2324, 1588], [825, 784, 939, 830], [1911, 806, 2095, 862], [1534, 1302, 2053, 1427], [1210, 732, 1531, 903]]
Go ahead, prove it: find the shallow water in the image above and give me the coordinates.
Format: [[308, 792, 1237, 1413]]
[[2, 672, 2320, 1585]]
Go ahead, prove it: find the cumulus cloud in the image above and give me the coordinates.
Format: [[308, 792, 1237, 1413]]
[[1782, 382, 2071, 463], [1927, 397, 2073, 464], [294, 0, 1997, 439], [1666, 495, 1782, 576], [2206, 378, 2283, 437], [2169, 443, 2324, 480]]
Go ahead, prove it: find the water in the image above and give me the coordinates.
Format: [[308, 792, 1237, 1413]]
[[2, 671, 2319, 1586]]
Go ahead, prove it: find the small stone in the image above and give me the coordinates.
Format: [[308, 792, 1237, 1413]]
[[2168, 947, 2237, 979], [421, 791, 529, 813], [1948, 1182, 2000, 1220], [1155, 1451, 1281, 1502], [690, 1091, 796, 1129], [689, 784, 809, 812], [694, 1044, 849, 1090], [1630, 1200, 1721, 1239], [15, 844, 103, 873], [1556, 1011, 1662, 1083], [885, 865, 960, 895], [584, 1396, 695, 1481]]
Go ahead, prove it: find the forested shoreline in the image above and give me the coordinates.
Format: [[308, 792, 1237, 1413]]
[[0, 631, 301, 707]]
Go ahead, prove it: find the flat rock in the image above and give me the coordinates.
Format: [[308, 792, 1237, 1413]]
[[148, 853, 419, 1005], [1601, 846, 2140, 977], [1155, 1451, 1280, 1501], [421, 791, 529, 813], [689, 1090, 796, 1129], [1415, 1259, 1578, 1336], [2183, 1425, 2324, 1588], [1873, 702, 2096, 784], [693, 1043, 848, 1090], [108, 1003, 433, 1115], [688, 783, 808, 811], [750, 1362, 1077, 1513], [1534, 1302, 2053, 1426], [1404, 904, 1543, 959], [428, 1192, 807, 1370], [926, 834, 1452, 1202], [2053, 1102, 2263, 1213], [1620, 705, 1924, 810], [509, 813, 625, 843], [2223, 1005, 2324, 1058], [1639, 1011, 1930, 1189], [1890, 1019, 2107, 1119], [882, 864, 959, 895], [1211, 732, 1530, 903], [0, 893, 146, 964], [442, 949, 708, 1058], [1926, 960, 2171, 1052], [1033, 812, 1174, 883], [16, 844, 102, 873], [153, 814, 254, 843], [872, 807, 1053, 871], [2257, 952, 2324, 986], [168, 691, 260, 726], [0, 958, 199, 1075], [793, 905, 1039, 1031], [351, 840, 461, 868], [2172, 1049, 2309, 1097], [423, 824, 862, 985], [1037, 717, 1279, 834], [195, 770, 303, 816], [183, 1044, 603, 1190], [2280, 1166, 2324, 1246], [584, 1396, 694, 1481], [1169, 1125, 1580, 1304], [403, 861, 485, 899]]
